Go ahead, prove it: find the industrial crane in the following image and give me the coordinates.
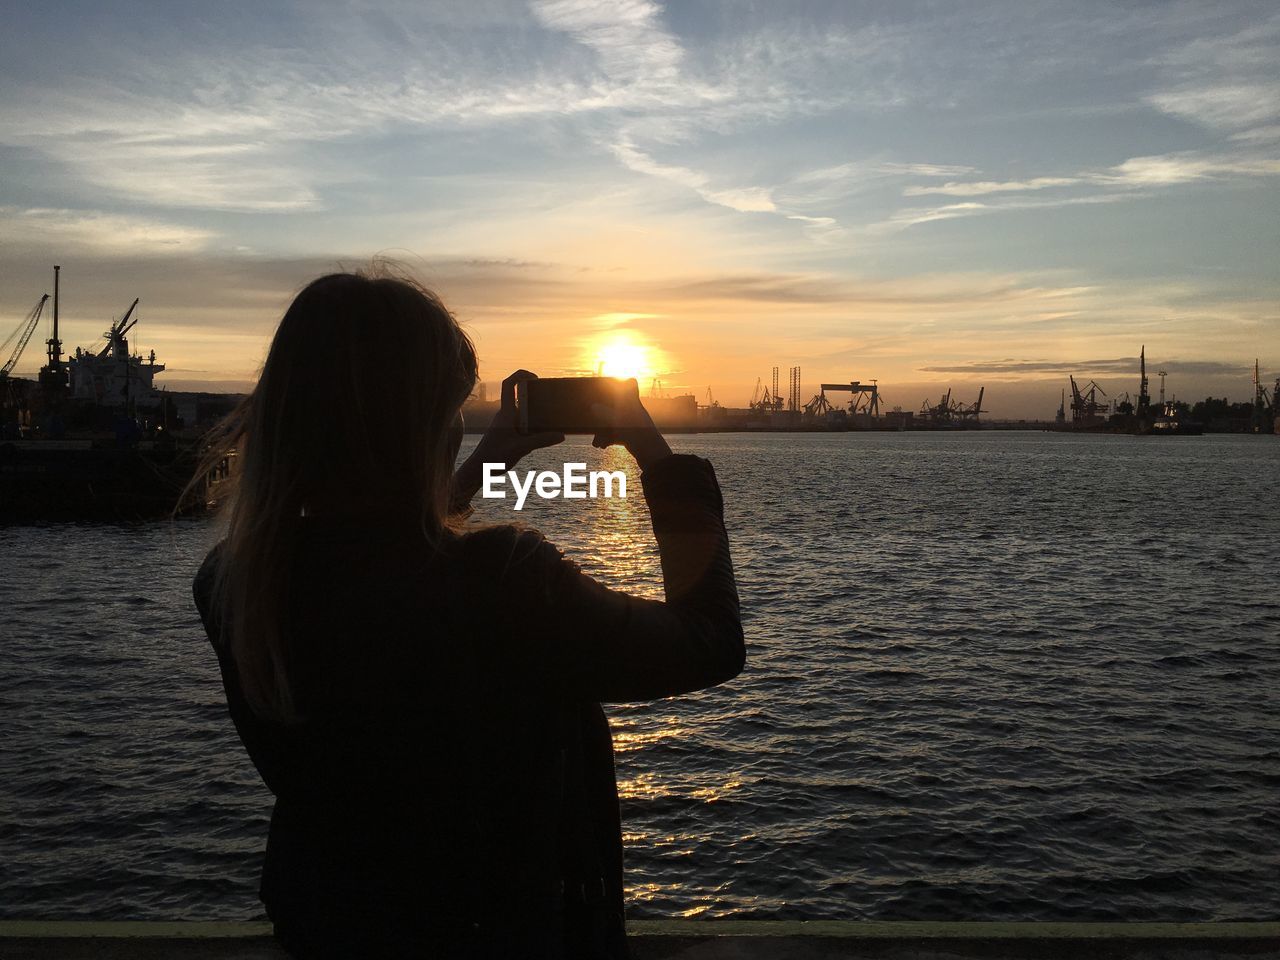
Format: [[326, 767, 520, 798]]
[[821, 381, 881, 417], [802, 392, 833, 417], [1, 294, 51, 379], [918, 386, 984, 425], [99, 298, 141, 359], [1069, 375, 1108, 425], [920, 388, 953, 423], [954, 386, 984, 423], [749, 374, 784, 413], [1252, 359, 1275, 433]]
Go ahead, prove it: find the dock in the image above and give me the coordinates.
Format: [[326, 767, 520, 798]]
[[2, 921, 1277, 958]]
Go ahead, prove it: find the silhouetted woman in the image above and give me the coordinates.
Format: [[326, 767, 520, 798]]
[[190, 270, 743, 959]]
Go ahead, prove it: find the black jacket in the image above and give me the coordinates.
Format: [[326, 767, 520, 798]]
[[193, 453, 743, 958]]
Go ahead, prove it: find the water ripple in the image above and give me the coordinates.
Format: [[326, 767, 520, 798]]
[[2, 433, 1278, 921]]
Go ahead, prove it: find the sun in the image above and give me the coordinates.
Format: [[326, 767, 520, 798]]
[[586, 331, 666, 383], [597, 340, 651, 380]]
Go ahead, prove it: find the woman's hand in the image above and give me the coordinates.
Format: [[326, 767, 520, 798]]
[[473, 369, 565, 469], [450, 370, 564, 515], [591, 378, 673, 472]]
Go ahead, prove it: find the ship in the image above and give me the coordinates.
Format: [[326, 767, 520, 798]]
[[1, 266, 229, 522], [1149, 400, 1204, 436], [67, 296, 167, 413]]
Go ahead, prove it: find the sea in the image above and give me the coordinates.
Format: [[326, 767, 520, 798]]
[[2, 432, 1278, 922]]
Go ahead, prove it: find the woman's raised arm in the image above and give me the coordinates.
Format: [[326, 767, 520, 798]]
[[515, 453, 744, 703]]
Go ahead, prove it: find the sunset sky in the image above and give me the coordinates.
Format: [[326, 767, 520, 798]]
[[1, 1, 1276, 417]]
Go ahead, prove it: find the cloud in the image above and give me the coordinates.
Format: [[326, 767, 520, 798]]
[[63, 136, 319, 212], [896, 150, 1279, 203], [2, 236, 1267, 414], [0, 0, 877, 230], [904, 177, 1080, 197], [869, 201, 989, 231], [1147, 82, 1280, 131], [1159, 360, 1259, 377], [1231, 124, 1280, 144], [920, 357, 1253, 377], [0, 206, 215, 253], [701, 186, 776, 214], [458, 257, 561, 271], [872, 12, 1280, 222], [530, 0, 683, 88], [876, 147, 1280, 231], [785, 214, 846, 243], [784, 160, 981, 206], [876, 162, 978, 178], [609, 139, 776, 213], [654, 273, 849, 304], [1145, 15, 1280, 136], [1099, 152, 1280, 186], [529, 6, 864, 228], [774, 161, 969, 227], [647, 270, 1099, 310], [921, 357, 1136, 375]]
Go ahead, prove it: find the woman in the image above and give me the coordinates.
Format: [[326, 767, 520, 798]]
[[191, 269, 744, 959]]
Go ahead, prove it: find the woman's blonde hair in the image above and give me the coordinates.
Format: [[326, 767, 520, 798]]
[[187, 267, 477, 721]]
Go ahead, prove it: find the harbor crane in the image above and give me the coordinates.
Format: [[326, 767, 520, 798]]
[[749, 370, 785, 413], [699, 385, 725, 423], [955, 386, 984, 423], [812, 381, 880, 417], [802, 391, 833, 417], [1, 294, 51, 379], [1069, 375, 1108, 425], [1253, 359, 1275, 432], [1137, 345, 1150, 415], [99, 298, 141, 360], [921, 388, 954, 423], [919, 387, 985, 425]]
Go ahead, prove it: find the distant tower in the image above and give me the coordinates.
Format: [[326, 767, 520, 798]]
[[49, 264, 61, 368], [1252, 359, 1264, 432], [1137, 345, 1150, 416], [38, 264, 68, 395], [1158, 369, 1168, 406]]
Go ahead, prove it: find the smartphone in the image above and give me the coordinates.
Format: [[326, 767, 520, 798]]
[[517, 377, 635, 434]]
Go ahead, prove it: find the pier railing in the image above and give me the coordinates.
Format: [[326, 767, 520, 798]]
[[2, 921, 1277, 959]]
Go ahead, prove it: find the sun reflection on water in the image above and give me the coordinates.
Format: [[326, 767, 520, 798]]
[[689, 779, 744, 803], [616, 771, 675, 801], [581, 445, 661, 597]]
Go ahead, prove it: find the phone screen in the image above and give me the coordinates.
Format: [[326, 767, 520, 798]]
[[518, 377, 634, 434]]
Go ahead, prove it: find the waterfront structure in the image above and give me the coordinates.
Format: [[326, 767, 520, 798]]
[[919, 387, 984, 427], [1069, 376, 1108, 428], [1137, 345, 1151, 417], [67, 299, 166, 411]]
